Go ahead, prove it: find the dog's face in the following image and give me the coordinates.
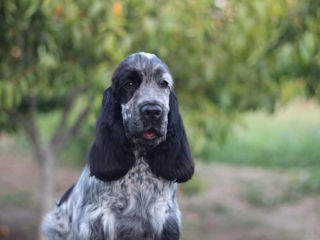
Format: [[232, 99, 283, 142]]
[[89, 52, 194, 183], [112, 52, 173, 147]]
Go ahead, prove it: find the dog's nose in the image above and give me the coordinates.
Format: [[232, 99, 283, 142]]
[[141, 104, 163, 119]]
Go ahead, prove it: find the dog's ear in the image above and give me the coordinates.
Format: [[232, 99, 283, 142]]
[[147, 92, 194, 183], [88, 87, 135, 181]]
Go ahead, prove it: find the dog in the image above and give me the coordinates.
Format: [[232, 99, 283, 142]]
[[42, 52, 194, 240]]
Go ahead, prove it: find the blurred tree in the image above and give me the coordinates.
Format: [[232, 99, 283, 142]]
[[0, 0, 319, 238], [0, 0, 124, 238], [265, 0, 320, 98]]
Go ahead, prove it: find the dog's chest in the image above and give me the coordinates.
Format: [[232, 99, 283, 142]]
[[102, 158, 177, 238], [109, 157, 175, 213], [121, 157, 167, 192]]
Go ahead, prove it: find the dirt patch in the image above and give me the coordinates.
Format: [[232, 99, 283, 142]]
[[0, 154, 320, 240], [180, 163, 320, 240]]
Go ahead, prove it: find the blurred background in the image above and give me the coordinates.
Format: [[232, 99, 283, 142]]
[[0, 0, 320, 239]]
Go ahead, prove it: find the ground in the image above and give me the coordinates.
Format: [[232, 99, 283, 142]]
[[0, 151, 319, 240]]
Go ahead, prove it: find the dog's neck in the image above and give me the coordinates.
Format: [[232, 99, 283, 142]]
[[132, 144, 157, 159]]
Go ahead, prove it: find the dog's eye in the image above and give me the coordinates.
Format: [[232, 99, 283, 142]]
[[125, 81, 135, 90], [160, 80, 169, 88]]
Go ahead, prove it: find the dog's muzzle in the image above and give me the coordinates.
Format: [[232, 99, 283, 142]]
[[139, 103, 165, 141]]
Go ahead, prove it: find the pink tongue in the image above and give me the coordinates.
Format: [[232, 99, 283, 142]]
[[143, 130, 156, 138]]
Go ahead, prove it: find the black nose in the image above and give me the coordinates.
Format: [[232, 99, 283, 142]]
[[141, 104, 163, 119]]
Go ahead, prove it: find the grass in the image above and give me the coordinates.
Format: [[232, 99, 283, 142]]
[[180, 173, 206, 196], [206, 100, 320, 195], [240, 179, 303, 208], [208, 100, 320, 169]]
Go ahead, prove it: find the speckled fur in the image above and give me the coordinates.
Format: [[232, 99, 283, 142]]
[[43, 157, 180, 240], [42, 52, 192, 240]]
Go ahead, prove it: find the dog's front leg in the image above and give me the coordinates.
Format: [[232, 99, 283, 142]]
[[159, 217, 180, 240]]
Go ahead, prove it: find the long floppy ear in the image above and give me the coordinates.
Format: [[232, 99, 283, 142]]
[[88, 87, 135, 181], [147, 92, 194, 183]]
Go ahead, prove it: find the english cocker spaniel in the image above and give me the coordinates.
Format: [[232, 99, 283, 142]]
[[42, 52, 194, 240]]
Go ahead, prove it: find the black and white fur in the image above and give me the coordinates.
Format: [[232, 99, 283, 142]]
[[42, 52, 194, 240]]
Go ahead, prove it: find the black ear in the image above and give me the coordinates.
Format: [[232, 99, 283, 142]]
[[88, 87, 135, 181], [147, 92, 194, 183]]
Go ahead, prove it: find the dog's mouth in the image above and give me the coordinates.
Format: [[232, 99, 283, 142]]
[[143, 128, 158, 140], [130, 126, 165, 147]]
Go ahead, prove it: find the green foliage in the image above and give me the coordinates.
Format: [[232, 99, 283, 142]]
[[0, 0, 319, 160]]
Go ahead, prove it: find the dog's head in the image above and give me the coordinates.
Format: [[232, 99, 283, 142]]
[[89, 52, 194, 182], [113, 52, 172, 147]]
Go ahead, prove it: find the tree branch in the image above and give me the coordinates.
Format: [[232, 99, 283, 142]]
[[9, 97, 46, 166], [51, 87, 79, 146], [51, 99, 92, 155]]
